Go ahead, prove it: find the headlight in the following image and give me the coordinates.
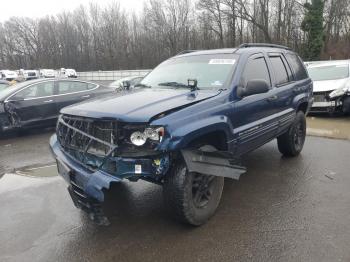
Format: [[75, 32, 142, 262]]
[[329, 87, 348, 99], [130, 127, 164, 146]]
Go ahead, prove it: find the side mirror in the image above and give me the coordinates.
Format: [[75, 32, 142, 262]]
[[237, 79, 270, 97], [122, 81, 131, 90]]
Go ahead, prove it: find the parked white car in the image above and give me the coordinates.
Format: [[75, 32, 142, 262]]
[[109, 76, 144, 90], [307, 60, 350, 114], [57, 68, 78, 78], [0, 70, 18, 81], [18, 69, 39, 81], [39, 69, 56, 78]]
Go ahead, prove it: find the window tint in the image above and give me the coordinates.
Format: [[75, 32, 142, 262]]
[[12, 82, 54, 100], [241, 56, 271, 87], [286, 53, 308, 80], [58, 81, 90, 94], [269, 56, 289, 85]]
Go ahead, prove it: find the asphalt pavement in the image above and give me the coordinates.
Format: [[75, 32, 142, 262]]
[[1, 117, 350, 261]]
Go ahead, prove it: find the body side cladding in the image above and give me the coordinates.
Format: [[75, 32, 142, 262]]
[[181, 149, 246, 180]]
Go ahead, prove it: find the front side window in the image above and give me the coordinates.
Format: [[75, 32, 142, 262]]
[[269, 56, 289, 85], [140, 54, 239, 90], [241, 56, 271, 87], [307, 65, 349, 81], [12, 82, 54, 100], [58, 81, 91, 94]]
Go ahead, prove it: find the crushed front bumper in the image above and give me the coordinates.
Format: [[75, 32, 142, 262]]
[[50, 134, 168, 224]]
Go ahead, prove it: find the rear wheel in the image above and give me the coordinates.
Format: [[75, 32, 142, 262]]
[[163, 158, 224, 226], [277, 111, 306, 157]]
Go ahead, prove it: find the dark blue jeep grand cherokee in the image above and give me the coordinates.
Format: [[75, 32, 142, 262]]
[[50, 43, 313, 226]]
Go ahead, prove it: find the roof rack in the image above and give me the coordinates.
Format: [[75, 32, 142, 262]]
[[176, 50, 200, 55], [239, 43, 291, 50]]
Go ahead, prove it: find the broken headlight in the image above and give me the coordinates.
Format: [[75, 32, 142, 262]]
[[329, 86, 349, 99], [130, 127, 164, 146]]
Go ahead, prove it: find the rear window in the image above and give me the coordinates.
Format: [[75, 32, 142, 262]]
[[286, 53, 308, 80], [269, 56, 289, 85]]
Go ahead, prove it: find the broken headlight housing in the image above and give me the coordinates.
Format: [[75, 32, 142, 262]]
[[130, 127, 165, 146], [329, 86, 349, 99]]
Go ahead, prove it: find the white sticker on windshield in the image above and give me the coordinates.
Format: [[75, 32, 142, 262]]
[[335, 65, 348, 68], [209, 59, 236, 65]]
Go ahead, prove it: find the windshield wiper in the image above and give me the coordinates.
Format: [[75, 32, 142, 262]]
[[134, 83, 152, 88], [158, 82, 200, 90]]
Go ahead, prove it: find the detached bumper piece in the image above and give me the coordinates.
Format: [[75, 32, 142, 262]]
[[182, 149, 246, 180], [68, 178, 110, 226]]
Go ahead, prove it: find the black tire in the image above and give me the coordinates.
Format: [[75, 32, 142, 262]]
[[342, 97, 350, 115], [163, 159, 224, 226], [277, 111, 306, 157]]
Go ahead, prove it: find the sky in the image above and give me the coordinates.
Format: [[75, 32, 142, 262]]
[[0, 0, 145, 22]]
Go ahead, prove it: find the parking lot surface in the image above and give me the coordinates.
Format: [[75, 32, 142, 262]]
[[1, 115, 350, 261]]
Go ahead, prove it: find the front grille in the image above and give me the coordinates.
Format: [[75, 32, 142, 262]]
[[313, 91, 331, 103], [57, 115, 118, 170]]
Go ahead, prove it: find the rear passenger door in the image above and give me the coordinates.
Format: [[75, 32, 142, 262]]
[[267, 53, 296, 134], [232, 53, 279, 155], [55, 80, 98, 112]]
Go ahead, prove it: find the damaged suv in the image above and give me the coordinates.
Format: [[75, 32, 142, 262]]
[[50, 44, 313, 226]]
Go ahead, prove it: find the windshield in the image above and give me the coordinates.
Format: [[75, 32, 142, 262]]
[[0, 81, 29, 100], [308, 64, 349, 81], [0, 83, 10, 92], [140, 54, 239, 90]]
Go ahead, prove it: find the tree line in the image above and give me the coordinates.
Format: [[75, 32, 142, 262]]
[[0, 0, 349, 71]]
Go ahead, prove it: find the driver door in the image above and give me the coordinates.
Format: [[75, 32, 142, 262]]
[[231, 54, 279, 155], [6, 81, 56, 127]]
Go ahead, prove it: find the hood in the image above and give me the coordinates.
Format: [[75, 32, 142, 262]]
[[61, 88, 220, 122], [313, 78, 349, 92]]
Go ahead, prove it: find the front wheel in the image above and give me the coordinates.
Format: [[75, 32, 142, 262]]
[[163, 160, 224, 226], [277, 111, 306, 157]]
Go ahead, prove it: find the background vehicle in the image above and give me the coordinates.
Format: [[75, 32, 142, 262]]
[[0, 80, 10, 91], [0, 70, 18, 81], [307, 60, 350, 114], [109, 76, 143, 90], [50, 44, 313, 226], [0, 79, 113, 133], [17, 69, 39, 81], [39, 69, 55, 78], [58, 68, 78, 78]]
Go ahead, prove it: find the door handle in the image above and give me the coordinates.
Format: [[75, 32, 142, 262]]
[[81, 95, 91, 98], [43, 99, 53, 103], [267, 95, 278, 102]]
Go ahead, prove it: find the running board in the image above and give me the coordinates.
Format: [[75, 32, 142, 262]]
[[181, 149, 246, 180]]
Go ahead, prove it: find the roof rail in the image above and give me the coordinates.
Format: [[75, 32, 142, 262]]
[[239, 43, 291, 50], [176, 50, 199, 55]]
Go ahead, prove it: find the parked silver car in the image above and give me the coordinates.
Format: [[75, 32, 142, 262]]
[[307, 60, 350, 114]]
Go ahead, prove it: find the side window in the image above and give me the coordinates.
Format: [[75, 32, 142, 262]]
[[241, 56, 271, 87], [269, 56, 289, 85], [286, 53, 308, 80], [58, 81, 89, 95], [87, 83, 97, 90], [12, 82, 54, 100]]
